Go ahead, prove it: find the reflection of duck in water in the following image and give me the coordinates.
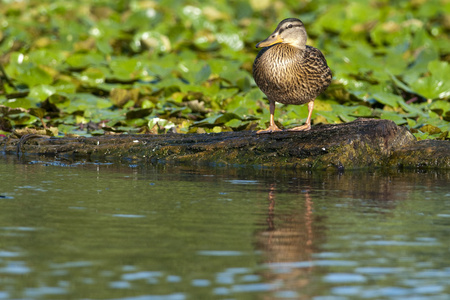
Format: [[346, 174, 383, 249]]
[[254, 183, 317, 292], [253, 18, 332, 133], [257, 184, 315, 262]]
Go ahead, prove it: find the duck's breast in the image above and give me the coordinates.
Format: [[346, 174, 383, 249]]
[[253, 44, 331, 105]]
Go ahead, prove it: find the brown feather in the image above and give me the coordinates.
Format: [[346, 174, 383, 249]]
[[253, 44, 332, 105]]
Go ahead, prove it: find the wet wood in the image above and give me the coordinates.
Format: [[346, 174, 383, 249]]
[[1, 119, 449, 170]]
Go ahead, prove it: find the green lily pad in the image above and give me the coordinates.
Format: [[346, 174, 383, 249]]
[[225, 118, 246, 128], [373, 92, 402, 108], [379, 111, 407, 125], [75, 67, 107, 86], [408, 60, 450, 100], [193, 112, 241, 128], [66, 52, 105, 69], [0, 0, 448, 139], [195, 64, 212, 84], [109, 57, 144, 81], [420, 124, 441, 135], [430, 100, 450, 121], [19, 66, 54, 88], [29, 107, 46, 119], [126, 108, 152, 120], [65, 93, 112, 114], [29, 85, 56, 101]]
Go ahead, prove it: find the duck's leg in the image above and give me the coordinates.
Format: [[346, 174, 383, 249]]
[[257, 100, 282, 134], [289, 100, 314, 131]]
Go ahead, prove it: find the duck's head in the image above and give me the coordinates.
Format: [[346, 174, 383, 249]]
[[256, 18, 307, 49]]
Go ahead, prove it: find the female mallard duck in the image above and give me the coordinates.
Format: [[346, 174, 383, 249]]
[[253, 18, 332, 133]]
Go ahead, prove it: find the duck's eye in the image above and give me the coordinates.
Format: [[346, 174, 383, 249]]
[[288, 24, 293, 29]]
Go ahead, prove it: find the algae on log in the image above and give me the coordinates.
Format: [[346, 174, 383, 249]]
[[1, 119, 449, 170]]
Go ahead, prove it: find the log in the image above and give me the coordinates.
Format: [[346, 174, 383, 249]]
[[1, 119, 449, 170]]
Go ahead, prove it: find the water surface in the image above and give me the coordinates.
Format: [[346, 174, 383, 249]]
[[0, 156, 449, 299]]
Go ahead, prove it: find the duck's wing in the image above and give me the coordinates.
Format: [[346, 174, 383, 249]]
[[304, 45, 332, 89]]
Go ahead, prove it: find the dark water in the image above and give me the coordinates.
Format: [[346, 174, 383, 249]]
[[0, 155, 449, 300]]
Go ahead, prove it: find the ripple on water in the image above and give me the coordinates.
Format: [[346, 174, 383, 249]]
[[1, 227, 36, 231], [191, 279, 210, 287], [49, 261, 93, 269], [121, 271, 163, 281], [110, 293, 185, 300], [323, 273, 367, 283], [109, 281, 131, 289], [331, 286, 363, 296], [355, 267, 406, 274], [413, 285, 445, 294], [224, 180, 259, 184], [0, 251, 21, 258], [231, 282, 280, 292], [415, 269, 450, 278], [24, 287, 67, 298], [265, 260, 358, 274], [166, 275, 182, 283], [364, 240, 440, 246], [216, 267, 250, 284], [112, 214, 146, 218], [197, 250, 244, 256], [360, 286, 411, 297], [0, 261, 30, 274]]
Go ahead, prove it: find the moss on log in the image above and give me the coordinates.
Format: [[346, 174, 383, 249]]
[[1, 119, 449, 170]]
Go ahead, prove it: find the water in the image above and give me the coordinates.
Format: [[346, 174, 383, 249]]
[[0, 155, 449, 299]]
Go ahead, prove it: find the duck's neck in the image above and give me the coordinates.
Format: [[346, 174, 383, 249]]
[[287, 41, 306, 50]]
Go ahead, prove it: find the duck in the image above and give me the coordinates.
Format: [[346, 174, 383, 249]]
[[253, 18, 332, 134]]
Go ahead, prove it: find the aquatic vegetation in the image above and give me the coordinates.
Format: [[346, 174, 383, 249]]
[[0, 0, 449, 140]]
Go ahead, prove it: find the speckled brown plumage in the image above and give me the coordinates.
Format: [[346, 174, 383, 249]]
[[252, 18, 332, 133], [253, 44, 332, 105]]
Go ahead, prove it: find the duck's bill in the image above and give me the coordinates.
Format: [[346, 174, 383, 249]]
[[256, 35, 283, 48]]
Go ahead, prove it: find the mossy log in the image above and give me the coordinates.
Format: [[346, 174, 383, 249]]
[[1, 119, 449, 170]]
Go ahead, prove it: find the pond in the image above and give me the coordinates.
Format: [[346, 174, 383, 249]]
[[0, 155, 449, 299]]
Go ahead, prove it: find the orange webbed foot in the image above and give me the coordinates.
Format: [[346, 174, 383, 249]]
[[288, 124, 311, 131], [256, 125, 283, 134]]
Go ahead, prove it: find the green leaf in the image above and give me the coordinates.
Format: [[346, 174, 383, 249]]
[[66, 52, 105, 69], [1, 0, 448, 138], [225, 119, 245, 128], [29, 85, 56, 101], [409, 60, 450, 100], [379, 111, 407, 125], [430, 100, 450, 119], [193, 113, 241, 127], [27, 49, 67, 68], [1, 98, 34, 109], [48, 94, 70, 108], [126, 108, 152, 120], [133, 31, 171, 53], [109, 57, 143, 81], [194, 64, 211, 84], [65, 93, 112, 114], [225, 91, 261, 115], [372, 93, 402, 108], [330, 105, 357, 123], [350, 105, 372, 117], [96, 39, 113, 55], [419, 124, 441, 135], [315, 111, 341, 124], [29, 107, 46, 119], [76, 67, 106, 86], [20, 66, 54, 88]]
